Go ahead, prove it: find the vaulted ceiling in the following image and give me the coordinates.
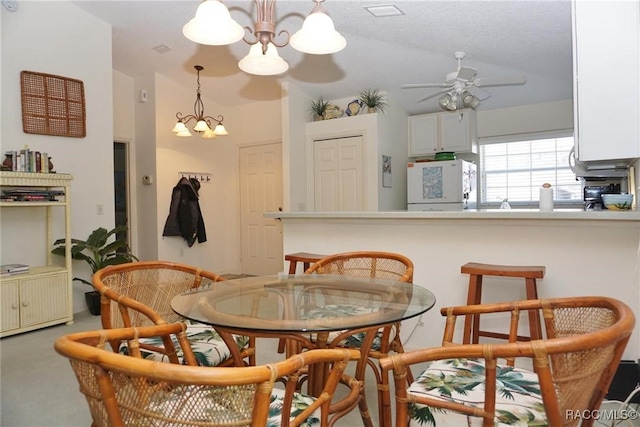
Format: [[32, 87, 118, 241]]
[[73, 0, 574, 116]]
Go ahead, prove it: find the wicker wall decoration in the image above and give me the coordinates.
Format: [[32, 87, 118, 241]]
[[20, 70, 86, 138]]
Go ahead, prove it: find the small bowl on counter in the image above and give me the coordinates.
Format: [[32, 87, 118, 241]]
[[601, 194, 634, 210]]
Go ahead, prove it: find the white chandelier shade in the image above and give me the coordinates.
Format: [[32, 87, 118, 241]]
[[182, 0, 244, 46], [289, 10, 346, 55], [238, 42, 289, 76]]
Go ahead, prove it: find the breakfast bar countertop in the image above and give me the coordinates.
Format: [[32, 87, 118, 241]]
[[265, 209, 640, 222]]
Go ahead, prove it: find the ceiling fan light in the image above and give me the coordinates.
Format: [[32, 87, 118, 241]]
[[439, 93, 452, 108], [213, 123, 228, 136], [289, 11, 346, 55], [461, 91, 480, 109], [238, 43, 289, 76], [194, 119, 211, 132], [182, 0, 244, 46]]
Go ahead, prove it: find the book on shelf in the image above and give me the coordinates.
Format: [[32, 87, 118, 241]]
[[1, 188, 64, 202], [0, 263, 30, 275]]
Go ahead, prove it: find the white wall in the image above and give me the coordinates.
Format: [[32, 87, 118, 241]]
[[282, 82, 313, 212], [477, 99, 574, 138], [113, 70, 135, 141], [1, 1, 114, 313], [376, 96, 410, 210], [112, 69, 139, 254]]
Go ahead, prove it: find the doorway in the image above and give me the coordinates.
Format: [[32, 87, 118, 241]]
[[113, 141, 130, 249], [239, 143, 283, 275]]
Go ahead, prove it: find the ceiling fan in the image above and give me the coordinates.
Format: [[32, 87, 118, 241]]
[[401, 51, 527, 110]]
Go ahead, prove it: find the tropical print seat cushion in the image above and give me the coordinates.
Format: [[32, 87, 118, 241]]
[[407, 358, 545, 426], [269, 388, 321, 427], [302, 304, 395, 351], [119, 321, 250, 367]]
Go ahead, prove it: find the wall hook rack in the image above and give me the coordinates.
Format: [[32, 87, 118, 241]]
[[179, 171, 211, 183]]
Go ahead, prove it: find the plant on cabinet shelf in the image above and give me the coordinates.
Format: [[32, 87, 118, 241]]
[[359, 88, 388, 114], [309, 97, 329, 121], [52, 225, 138, 315]]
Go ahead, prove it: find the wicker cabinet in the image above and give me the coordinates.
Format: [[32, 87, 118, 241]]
[[0, 172, 73, 337]]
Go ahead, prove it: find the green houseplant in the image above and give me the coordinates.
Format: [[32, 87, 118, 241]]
[[358, 89, 388, 114], [52, 225, 138, 315], [309, 97, 329, 121]]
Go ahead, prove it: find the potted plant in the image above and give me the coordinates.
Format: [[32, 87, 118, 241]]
[[52, 225, 138, 315], [309, 97, 329, 121], [358, 89, 388, 114]]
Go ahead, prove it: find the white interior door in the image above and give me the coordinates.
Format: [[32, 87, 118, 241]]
[[313, 136, 364, 211], [239, 143, 283, 275]]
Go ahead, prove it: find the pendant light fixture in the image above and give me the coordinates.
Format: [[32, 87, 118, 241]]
[[182, 0, 346, 76], [171, 65, 228, 139]]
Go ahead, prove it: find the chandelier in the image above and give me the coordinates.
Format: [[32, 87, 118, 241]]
[[182, 0, 346, 76], [171, 65, 228, 138]]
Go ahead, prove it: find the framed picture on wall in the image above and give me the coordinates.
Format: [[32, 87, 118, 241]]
[[382, 155, 392, 188]]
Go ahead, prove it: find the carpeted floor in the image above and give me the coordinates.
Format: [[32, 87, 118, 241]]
[[0, 310, 386, 427]]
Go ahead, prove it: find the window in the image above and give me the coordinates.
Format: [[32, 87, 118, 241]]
[[479, 135, 582, 208]]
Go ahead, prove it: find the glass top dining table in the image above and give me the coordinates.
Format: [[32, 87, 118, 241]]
[[171, 274, 436, 427], [171, 274, 436, 334]]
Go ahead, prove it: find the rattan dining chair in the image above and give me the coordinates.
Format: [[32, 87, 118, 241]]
[[93, 260, 255, 367], [379, 296, 635, 427], [303, 251, 415, 427], [55, 323, 361, 427]]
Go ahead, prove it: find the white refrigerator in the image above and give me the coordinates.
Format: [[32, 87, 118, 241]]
[[407, 160, 477, 211]]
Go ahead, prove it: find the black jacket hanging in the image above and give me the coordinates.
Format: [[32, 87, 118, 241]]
[[162, 177, 207, 247]]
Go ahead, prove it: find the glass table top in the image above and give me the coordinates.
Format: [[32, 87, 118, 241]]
[[171, 274, 436, 333]]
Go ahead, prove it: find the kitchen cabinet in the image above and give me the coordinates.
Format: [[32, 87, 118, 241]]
[[0, 172, 73, 337], [572, 1, 640, 162], [408, 109, 478, 157]]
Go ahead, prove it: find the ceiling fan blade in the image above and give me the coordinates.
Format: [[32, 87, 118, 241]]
[[416, 88, 451, 103], [465, 85, 492, 101], [456, 66, 477, 81], [473, 75, 527, 87], [401, 82, 453, 89]]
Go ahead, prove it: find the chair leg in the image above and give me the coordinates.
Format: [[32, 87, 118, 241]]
[[525, 278, 542, 340], [463, 274, 483, 344], [288, 261, 297, 274], [279, 260, 300, 353]]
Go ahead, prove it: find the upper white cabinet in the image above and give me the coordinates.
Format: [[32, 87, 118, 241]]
[[572, 0, 640, 162], [408, 109, 478, 157], [408, 114, 438, 156]]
